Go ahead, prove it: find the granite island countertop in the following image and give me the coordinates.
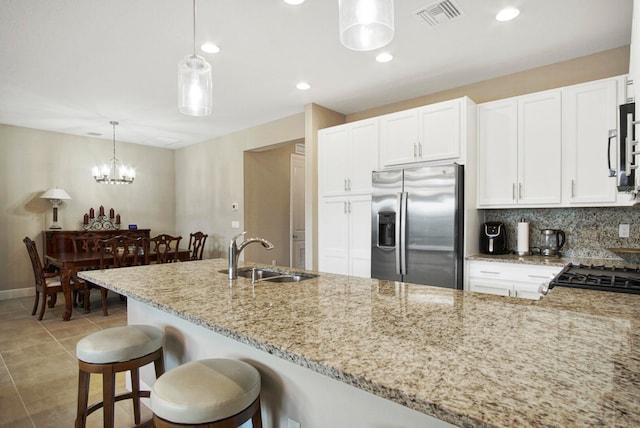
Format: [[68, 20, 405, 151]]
[[79, 258, 640, 428]]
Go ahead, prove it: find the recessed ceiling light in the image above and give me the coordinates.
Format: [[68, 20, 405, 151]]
[[496, 7, 520, 22], [296, 82, 311, 90], [376, 53, 393, 63], [200, 43, 220, 54], [284, 0, 305, 4]]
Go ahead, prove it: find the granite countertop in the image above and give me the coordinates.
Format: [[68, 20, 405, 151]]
[[79, 259, 640, 428]]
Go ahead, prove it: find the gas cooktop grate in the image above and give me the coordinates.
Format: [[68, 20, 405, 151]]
[[549, 263, 640, 294]]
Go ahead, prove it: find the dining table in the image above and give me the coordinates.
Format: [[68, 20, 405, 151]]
[[45, 249, 190, 321]]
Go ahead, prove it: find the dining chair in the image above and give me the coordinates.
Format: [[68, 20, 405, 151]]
[[23, 236, 89, 320], [95, 235, 146, 315], [71, 232, 109, 316], [187, 231, 208, 260], [145, 234, 182, 264]]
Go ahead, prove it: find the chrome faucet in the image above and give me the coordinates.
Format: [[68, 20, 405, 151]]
[[228, 231, 274, 280]]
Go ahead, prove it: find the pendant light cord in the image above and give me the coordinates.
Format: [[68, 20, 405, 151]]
[[192, 0, 196, 57]]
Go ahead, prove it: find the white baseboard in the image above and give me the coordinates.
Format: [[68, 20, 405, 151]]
[[0, 288, 35, 300]]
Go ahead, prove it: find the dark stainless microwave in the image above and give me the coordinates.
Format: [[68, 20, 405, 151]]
[[618, 102, 637, 191]]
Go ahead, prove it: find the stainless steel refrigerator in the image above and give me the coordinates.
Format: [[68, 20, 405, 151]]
[[371, 164, 464, 289]]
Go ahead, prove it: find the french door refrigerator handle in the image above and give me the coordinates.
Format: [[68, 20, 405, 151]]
[[399, 191, 408, 276]]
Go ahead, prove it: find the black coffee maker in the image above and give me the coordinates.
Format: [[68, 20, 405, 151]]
[[480, 222, 508, 254]]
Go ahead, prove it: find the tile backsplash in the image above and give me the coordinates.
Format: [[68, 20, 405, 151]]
[[482, 206, 640, 260]]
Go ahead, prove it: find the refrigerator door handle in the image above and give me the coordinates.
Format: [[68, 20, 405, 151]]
[[395, 192, 402, 275], [399, 191, 408, 276]]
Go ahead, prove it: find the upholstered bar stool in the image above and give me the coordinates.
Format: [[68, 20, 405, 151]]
[[75, 324, 165, 428], [151, 358, 263, 428]]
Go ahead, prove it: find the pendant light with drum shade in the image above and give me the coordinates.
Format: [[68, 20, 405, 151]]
[[178, 0, 212, 116], [339, 0, 395, 51]]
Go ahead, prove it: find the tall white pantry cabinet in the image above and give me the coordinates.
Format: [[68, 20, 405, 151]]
[[317, 119, 378, 277]]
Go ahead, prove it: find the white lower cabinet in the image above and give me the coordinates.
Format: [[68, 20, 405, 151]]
[[467, 260, 562, 300], [318, 194, 371, 278]]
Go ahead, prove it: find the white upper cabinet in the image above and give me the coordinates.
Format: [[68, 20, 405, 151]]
[[380, 97, 470, 167], [478, 90, 562, 207], [477, 99, 519, 206], [318, 118, 379, 197], [517, 90, 563, 205], [562, 78, 619, 205]]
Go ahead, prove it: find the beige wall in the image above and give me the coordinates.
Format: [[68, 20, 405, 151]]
[[174, 113, 305, 262], [0, 124, 175, 295], [244, 142, 299, 265], [347, 46, 630, 122]]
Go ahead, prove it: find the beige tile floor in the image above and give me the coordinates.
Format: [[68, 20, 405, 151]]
[[0, 291, 154, 428]]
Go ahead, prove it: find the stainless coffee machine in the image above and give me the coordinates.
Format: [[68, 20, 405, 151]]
[[540, 229, 565, 257]]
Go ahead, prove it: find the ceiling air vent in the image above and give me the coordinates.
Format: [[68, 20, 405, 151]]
[[415, 0, 462, 27]]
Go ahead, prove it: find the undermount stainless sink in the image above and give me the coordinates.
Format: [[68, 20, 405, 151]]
[[219, 267, 317, 283]]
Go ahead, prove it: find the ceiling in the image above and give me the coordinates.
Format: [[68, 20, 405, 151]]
[[0, 0, 633, 149]]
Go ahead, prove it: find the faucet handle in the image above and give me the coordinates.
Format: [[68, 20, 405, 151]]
[[230, 231, 246, 244]]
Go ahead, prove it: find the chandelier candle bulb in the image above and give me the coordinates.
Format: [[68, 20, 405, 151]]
[[517, 218, 530, 256]]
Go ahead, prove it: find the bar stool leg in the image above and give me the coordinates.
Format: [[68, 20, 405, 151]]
[[103, 365, 116, 428], [76, 370, 90, 428], [131, 368, 142, 424]]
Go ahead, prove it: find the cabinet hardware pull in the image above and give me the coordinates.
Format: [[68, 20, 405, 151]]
[[344, 201, 347, 213], [344, 178, 348, 191], [528, 275, 551, 279], [518, 182, 522, 200], [571, 179, 575, 198], [414, 143, 417, 159], [348, 201, 352, 213], [607, 129, 617, 177], [512, 183, 516, 200], [418, 142, 423, 157], [480, 270, 501, 275], [348, 178, 351, 191]]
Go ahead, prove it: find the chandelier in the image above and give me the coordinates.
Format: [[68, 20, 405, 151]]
[[339, 0, 395, 51], [178, 0, 212, 116], [92, 121, 135, 184]]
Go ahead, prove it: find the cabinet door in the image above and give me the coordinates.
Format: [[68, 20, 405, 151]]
[[518, 90, 562, 205], [349, 119, 379, 194], [318, 196, 350, 275], [563, 79, 618, 204], [318, 126, 350, 197], [380, 109, 419, 166], [419, 99, 461, 162], [348, 194, 372, 278], [512, 282, 543, 300], [477, 99, 519, 206]]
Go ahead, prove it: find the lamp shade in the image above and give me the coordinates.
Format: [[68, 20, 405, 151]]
[[339, 0, 394, 51], [40, 188, 71, 200], [178, 54, 213, 116]]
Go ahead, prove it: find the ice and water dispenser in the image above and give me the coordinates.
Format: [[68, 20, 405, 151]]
[[377, 212, 396, 248]]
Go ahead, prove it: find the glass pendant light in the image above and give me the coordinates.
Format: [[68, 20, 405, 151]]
[[339, 0, 395, 51], [178, 0, 212, 116]]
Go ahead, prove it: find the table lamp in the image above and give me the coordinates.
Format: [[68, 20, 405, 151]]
[[40, 187, 71, 229]]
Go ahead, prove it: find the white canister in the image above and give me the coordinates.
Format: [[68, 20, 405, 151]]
[[517, 218, 530, 256]]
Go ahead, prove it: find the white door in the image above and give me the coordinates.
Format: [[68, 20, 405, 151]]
[[348, 194, 372, 278], [477, 99, 519, 206], [517, 90, 562, 205], [380, 109, 419, 166], [563, 79, 618, 204], [419, 99, 461, 162], [290, 154, 305, 268], [317, 196, 349, 275]]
